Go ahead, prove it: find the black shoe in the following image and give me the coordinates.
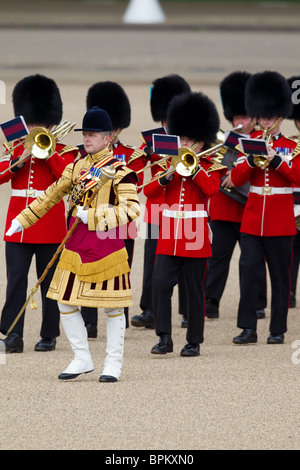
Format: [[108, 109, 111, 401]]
[[256, 309, 266, 319], [131, 309, 154, 329], [267, 333, 284, 344], [233, 328, 257, 345], [58, 370, 93, 380], [181, 315, 187, 328], [4, 333, 23, 353], [180, 342, 200, 357], [205, 299, 219, 319], [34, 337, 56, 351], [85, 323, 98, 338], [99, 375, 118, 383], [151, 334, 173, 354], [289, 292, 296, 308]]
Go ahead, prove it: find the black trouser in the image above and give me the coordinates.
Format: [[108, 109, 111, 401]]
[[152, 254, 207, 344], [205, 220, 267, 310], [139, 223, 188, 317], [237, 233, 292, 335], [291, 231, 300, 294], [139, 223, 159, 312], [0, 242, 60, 338], [81, 238, 135, 326]]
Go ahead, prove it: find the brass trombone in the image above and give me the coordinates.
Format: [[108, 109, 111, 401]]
[[0, 120, 76, 175], [137, 124, 243, 188]]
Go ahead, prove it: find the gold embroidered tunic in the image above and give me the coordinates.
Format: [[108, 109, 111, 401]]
[[17, 147, 140, 308]]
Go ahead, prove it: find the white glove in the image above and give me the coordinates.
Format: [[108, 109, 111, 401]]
[[6, 218, 24, 236], [76, 206, 88, 224]]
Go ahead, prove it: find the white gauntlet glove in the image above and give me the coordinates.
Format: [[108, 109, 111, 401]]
[[6, 218, 24, 236], [76, 206, 88, 224]]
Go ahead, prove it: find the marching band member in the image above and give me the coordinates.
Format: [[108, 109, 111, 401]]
[[232, 71, 300, 345], [131, 74, 191, 330], [0, 74, 78, 353], [6, 107, 140, 382], [145, 91, 227, 357], [205, 71, 267, 320], [80, 81, 145, 333]]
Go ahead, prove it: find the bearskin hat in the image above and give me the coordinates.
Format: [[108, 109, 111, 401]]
[[287, 76, 300, 121], [12, 74, 63, 126], [167, 92, 220, 146], [86, 81, 131, 130], [150, 74, 191, 122], [245, 71, 292, 119], [220, 71, 252, 122]]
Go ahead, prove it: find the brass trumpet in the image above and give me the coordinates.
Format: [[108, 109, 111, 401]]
[[252, 118, 281, 170], [0, 120, 76, 175], [253, 129, 272, 170]]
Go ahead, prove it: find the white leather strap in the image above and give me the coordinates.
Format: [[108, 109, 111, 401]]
[[12, 189, 44, 198], [250, 185, 293, 196], [163, 209, 208, 219]]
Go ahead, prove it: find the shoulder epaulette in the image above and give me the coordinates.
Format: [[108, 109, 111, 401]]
[[292, 141, 300, 159], [207, 161, 228, 174], [59, 144, 79, 156], [127, 148, 146, 165]]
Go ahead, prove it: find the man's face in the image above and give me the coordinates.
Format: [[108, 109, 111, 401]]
[[232, 115, 255, 133], [259, 116, 282, 134], [82, 131, 110, 154], [180, 136, 204, 153]]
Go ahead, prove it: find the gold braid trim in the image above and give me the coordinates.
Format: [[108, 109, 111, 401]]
[[57, 247, 130, 283], [292, 141, 300, 159], [127, 148, 146, 165], [207, 161, 228, 173], [59, 145, 79, 156]]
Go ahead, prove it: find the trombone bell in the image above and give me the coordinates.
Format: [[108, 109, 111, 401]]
[[172, 147, 198, 177], [24, 127, 56, 159]]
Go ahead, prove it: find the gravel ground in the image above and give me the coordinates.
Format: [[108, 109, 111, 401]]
[[0, 1, 299, 451]]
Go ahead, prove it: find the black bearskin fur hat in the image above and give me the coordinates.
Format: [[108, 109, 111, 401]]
[[150, 74, 191, 122], [86, 81, 131, 129], [12, 74, 63, 126], [167, 91, 220, 146], [220, 71, 252, 122], [245, 71, 292, 119], [287, 76, 300, 121]]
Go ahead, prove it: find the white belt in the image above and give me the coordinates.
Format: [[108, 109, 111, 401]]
[[12, 189, 44, 198], [163, 209, 208, 219], [250, 185, 293, 196]]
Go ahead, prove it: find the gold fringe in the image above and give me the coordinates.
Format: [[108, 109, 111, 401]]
[[57, 247, 130, 283]]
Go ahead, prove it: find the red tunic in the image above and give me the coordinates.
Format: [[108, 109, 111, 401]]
[[144, 159, 227, 258], [231, 133, 300, 237], [0, 142, 78, 244]]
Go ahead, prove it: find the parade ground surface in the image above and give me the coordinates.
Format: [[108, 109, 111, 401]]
[[0, 1, 299, 451]]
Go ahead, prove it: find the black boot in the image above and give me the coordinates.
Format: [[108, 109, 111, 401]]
[[131, 309, 154, 329], [34, 337, 56, 351], [233, 329, 257, 345], [4, 333, 24, 353], [205, 299, 219, 319], [151, 334, 173, 354]]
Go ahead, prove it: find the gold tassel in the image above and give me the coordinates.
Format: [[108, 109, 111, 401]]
[[30, 286, 38, 310]]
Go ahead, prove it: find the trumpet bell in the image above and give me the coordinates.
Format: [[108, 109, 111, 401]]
[[24, 127, 56, 159], [172, 147, 198, 177], [253, 155, 269, 170]]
